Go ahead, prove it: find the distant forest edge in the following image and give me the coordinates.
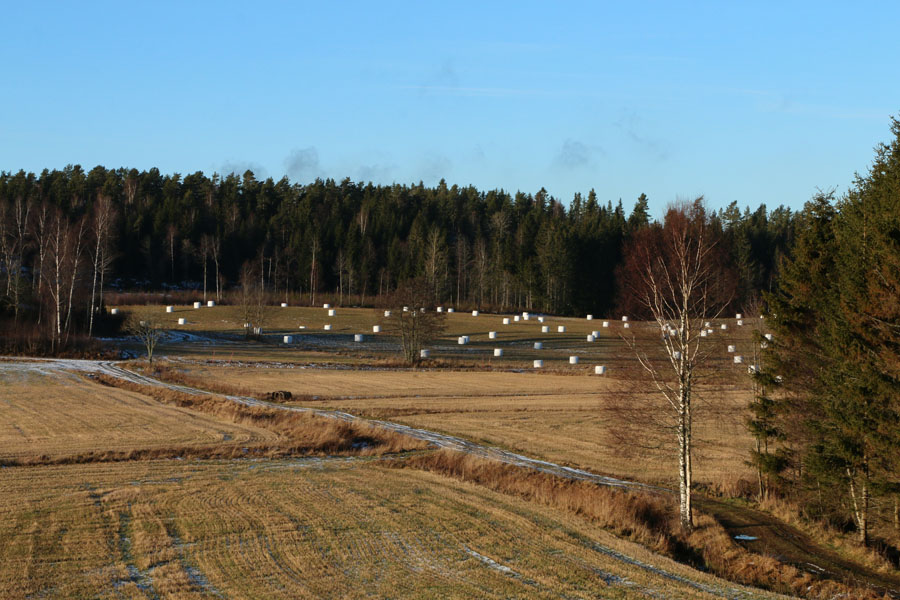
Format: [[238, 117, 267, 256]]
[[0, 166, 796, 330]]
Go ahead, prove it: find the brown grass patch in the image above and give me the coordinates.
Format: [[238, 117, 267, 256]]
[[394, 449, 888, 600], [85, 373, 429, 460]]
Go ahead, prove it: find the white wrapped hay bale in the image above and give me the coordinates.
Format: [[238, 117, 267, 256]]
[[522, 312, 530, 320], [281, 302, 288, 307], [420, 349, 430, 359], [586, 334, 595, 342], [472, 310, 479, 317], [737, 319, 743, 326], [621, 316, 628, 322], [488, 331, 497, 339], [503, 317, 510, 325], [764, 333, 773, 341], [592, 330, 600, 337], [493, 348, 503, 357], [372, 325, 381, 333], [534, 342, 543, 350], [533, 359, 543, 368], [602, 321, 609, 328], [324, 324, 332, 331], [623, 322, 631, 329], [283, 335, 293, 344], [734, 355, 744, 364], [111, 308, 119, 315], [166, 305, 174, 313], [514, 315, 520, 322], [727, 345, 736, 353], [193, 302, 201, 309], [700, 330, 708, 337], [384, 310, 392, 317], [323, 303, 331, 309], [541, 325, 550, 333], [586, 314, 593, 320], [557, 325, 566, 333], [207, 300, 215, 307], [354, 334, 364, 342], [720, 323, 728, 330], [594, 365, 607, 375], [177, 318, 186, 325], [569, 356, 579, 364], [537, 316, 545, 323], [437, 306, 443, 312], [447, 307, 454, 313], [328, 309, 336, 316], [736, 313, 742, 319]]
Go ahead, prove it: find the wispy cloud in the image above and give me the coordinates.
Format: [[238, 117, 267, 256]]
[[615, 110, 669, 161], [416, 153, 452, 184], [404, 84, 560, 98], [219, 160, 268, 179], [284, 146, 322, 182], [712, 87, 888, 121], [553, 139, 601, 169], [355, 162, 395, 184]]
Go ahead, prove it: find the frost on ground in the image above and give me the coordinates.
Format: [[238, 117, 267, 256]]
[[0, 357, 794, 600]]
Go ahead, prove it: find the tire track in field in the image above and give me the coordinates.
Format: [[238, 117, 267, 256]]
[[5, 358, 791, 599]]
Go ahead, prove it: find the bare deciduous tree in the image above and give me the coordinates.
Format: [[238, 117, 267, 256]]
[[423, 227, 448, 302], [200, 235, 213, 301], [41, 209, 86, 348], [618, 198, 732, 530], [125, 309, 164, 363], [88, 194, 116, 337], [238, 261, 268, 335], [383, 278, 447, 364]]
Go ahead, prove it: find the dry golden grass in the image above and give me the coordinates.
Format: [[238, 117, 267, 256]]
[[0, 368, 276, 463], [0, 457, 794, 600], [394, 450, 885, 600], [91, 374, 429, 459], [175, 364, 757, 489]]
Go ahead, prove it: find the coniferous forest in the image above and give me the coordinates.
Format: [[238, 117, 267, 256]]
[[2, 116, 900, 559], [0, 166, 796, 342]]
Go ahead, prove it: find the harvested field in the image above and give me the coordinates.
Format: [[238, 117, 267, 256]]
[[0, 458, 788, 599], [0, 367, 276, 463], [174, 364, 756, 488], [113, 305, 764, 374]]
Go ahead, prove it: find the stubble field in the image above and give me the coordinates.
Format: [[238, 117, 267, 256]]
[[5, 304, 891, 598]]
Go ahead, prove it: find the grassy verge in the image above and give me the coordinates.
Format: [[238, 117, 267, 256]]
[[61, 374, 432, 462], [392, 449, 888, 600]]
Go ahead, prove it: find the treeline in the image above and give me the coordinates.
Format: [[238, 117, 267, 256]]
[[1, 166, 797, 348], [753, 117, 900, 547]]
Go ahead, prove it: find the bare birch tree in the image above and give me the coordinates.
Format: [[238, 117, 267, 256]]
[[200, 235, 213, 301], [618, 199, 732, 530], [42, 210, 86, 348], [88, 194, 116, 337], [423, 227, 448, 302], [126, 309, 164, 363]]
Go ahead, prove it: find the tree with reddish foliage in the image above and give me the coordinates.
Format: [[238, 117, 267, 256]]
[[616, 198, 734, 530]]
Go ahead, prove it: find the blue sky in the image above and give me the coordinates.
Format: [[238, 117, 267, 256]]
[[2, 1, 898, 217]]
